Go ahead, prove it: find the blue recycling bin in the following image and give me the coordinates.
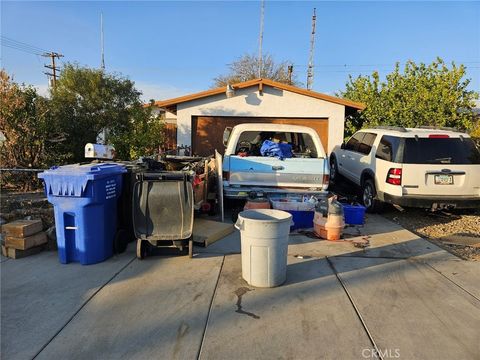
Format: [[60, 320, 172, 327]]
[[38, 163, 126, 265]]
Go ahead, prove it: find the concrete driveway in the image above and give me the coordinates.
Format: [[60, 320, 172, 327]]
[[2, 214, 479, 360]]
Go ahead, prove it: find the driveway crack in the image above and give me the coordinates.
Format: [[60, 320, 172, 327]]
[[31, 255, 137, 359], [326, 256, 385, 360]]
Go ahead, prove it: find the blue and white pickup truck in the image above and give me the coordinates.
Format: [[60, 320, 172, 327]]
[[218, 123, 330, 202]]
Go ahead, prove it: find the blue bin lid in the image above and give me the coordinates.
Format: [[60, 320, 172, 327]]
[[38, 163, 126, 197]]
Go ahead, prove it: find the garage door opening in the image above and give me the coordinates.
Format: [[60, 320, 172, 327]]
[[192, 116, 328, 156]]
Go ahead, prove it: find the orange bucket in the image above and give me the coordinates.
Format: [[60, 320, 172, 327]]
[[244, 198, 271, 210]]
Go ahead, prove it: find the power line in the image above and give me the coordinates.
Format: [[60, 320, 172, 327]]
[[1, 36, 48, 55]]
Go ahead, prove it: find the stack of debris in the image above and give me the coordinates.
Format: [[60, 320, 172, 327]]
[[1, 219, 47, 259]]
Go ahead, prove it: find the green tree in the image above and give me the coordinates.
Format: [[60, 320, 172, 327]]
[[0, 70, 52, 189], [213, 53, 300, 87], [50, 63, 163, 161], [339, 58, 478, 137]]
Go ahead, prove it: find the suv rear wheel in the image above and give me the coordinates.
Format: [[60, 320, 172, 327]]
[[362, 179, 383, 213]]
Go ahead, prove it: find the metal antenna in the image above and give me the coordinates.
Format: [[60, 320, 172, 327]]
[[307, 8, 316, 90], [258, 0, 265, 78], [101, 12, 105, 70]]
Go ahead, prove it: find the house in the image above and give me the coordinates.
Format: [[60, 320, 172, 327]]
[[150, 78, 365, 156]]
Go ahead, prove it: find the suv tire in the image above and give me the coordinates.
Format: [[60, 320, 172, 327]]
[[329, 156, 339, 185], [362, 179, 383, 213]]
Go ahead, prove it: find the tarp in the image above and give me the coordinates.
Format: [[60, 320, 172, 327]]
[[260, 140, 293, 160]]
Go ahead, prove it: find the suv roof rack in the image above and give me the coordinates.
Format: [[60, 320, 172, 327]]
[[416, 126, 460, 132], [371, 125, 408, 132]]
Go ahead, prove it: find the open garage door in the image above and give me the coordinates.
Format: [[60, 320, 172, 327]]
[[192, 116, 329, 156]]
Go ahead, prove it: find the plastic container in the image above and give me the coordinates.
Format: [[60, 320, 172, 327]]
[[38, 163, 126, 265], [235, 209, 292, 287], [244, 197, 271, 210], [288, 210, 314, 230], [342, 204, 366, 225], [314, 199, 345, 240], [271, 200, 315, 212]]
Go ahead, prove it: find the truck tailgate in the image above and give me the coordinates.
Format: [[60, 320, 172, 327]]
[[228, 156, 326, 188]]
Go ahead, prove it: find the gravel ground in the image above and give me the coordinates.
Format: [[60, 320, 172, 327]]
[[382, 207, 480, 261]]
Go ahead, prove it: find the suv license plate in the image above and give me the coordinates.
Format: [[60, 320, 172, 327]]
[[434, 174, 453, 185]]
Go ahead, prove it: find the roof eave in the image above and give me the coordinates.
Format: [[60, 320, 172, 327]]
[[149, 78, 365, 111]]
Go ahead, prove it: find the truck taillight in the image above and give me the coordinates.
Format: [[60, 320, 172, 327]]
[[222, 171, 230, 181], [386, 168, 402, 186], [322, 174, 330, 185]]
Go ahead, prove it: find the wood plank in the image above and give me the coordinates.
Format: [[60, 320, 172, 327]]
[[329, 256, 480, 359], [4, 245, 45, 259], [1, 245, 7, 257], [193, 218, 233, 247], [2, 220, 43, 238], [5, 232, 47, 250]]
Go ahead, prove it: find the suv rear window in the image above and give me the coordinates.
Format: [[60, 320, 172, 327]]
[[403, 138, 480, 164]]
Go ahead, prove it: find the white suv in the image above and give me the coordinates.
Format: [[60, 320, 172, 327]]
[[330, 126, 480, 212]]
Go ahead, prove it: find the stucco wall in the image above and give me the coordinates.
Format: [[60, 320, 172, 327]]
[[175, 85, 346, 154]]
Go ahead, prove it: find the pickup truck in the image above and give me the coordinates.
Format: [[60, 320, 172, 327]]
[[219, 123, 330, 201]]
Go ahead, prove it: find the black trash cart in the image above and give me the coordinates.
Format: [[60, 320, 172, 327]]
[[132, 171, 194, 259]]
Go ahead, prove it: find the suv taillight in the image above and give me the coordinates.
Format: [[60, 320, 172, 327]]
[[386, 168, 402, 185]]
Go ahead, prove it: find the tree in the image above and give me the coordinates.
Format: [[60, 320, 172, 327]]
[[339, 58, 479, 137], [49, 63, 164, 162], [0, 70, 52, 189], [213, 53, 300, 87]]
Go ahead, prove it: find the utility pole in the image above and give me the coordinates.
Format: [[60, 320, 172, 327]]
[[307, 8, 316, 90], [258, 0, 265, 78], [43, 52, 63, 89], [288, 65, 293, 85], [100, 12, 105, 70]]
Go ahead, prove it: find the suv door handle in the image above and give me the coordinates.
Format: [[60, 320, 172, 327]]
[[272, 165, 284, 171]]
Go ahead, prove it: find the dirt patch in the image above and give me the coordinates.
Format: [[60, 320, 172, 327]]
[[382, 207, 480, 261]]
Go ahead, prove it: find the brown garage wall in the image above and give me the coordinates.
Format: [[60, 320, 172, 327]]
[[192, 116, 329, 156]]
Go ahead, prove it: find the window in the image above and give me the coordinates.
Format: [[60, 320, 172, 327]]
[[234, 131, 318, 158], [357, 132, 377, 155], [403, 138, 480, 164], [376, 135, 401, 162], [344, 132, 365, 152]]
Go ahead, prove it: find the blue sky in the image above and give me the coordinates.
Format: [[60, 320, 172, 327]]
[[2, 1, 479, 101]]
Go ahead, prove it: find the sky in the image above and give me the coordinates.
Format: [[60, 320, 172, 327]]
[[1, 1, 479, 101]]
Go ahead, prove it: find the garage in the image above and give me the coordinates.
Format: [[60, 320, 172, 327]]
[[192, 116, 328, 156], [152, 78, 364, 155]]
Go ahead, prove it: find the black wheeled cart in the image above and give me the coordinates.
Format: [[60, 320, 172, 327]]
[[132, 171, 194, 259]]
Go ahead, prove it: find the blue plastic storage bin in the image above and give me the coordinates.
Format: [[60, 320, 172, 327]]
[[288, 210, 314, 230], [342, 204, 366, 225], [38, 163, 126, 265]]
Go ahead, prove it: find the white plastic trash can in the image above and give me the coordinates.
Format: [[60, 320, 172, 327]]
[[235, 209, 292, 288]]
